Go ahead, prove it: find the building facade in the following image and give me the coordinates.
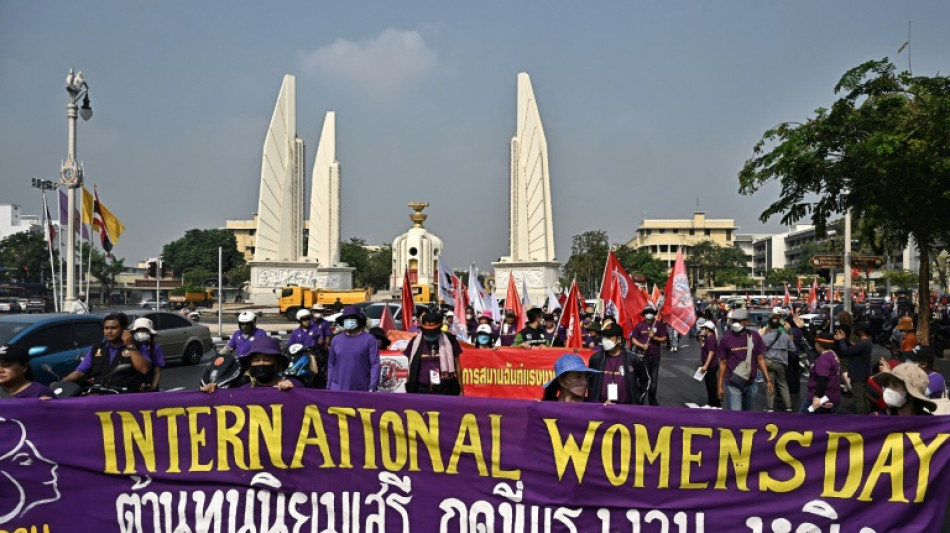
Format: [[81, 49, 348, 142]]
[[0, 204, 41, 241], [626, 212, 737, 265]]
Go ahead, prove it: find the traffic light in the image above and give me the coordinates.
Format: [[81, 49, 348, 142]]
[[161, 263, 170, 278], [146, 261, 157, 278]]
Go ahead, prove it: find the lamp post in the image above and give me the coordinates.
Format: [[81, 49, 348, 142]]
[[60, 68, 93, 310]]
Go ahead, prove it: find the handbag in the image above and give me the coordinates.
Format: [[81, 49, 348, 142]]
[[728, 334, 754, 388]]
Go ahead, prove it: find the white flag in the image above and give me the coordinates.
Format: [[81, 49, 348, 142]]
[[488, 291, 501, 322], [436, 256, 455, 305], [468, 264, 488, 314], [520, 277, 531, 308], [546, 285, 561, 311]]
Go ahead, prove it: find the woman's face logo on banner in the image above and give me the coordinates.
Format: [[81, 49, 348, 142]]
[[0, 417, 60, 524]]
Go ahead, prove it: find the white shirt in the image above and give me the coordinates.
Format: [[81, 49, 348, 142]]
[[71, 299, 89, 314]]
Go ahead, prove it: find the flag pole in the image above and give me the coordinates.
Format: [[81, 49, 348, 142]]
[[42, 191, 60, 312]]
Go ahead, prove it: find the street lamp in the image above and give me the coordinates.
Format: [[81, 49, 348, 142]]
[[31, 178, 59, 311], [61, 68, 92, 310]]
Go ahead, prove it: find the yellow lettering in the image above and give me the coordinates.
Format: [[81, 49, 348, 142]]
[[858, 432, 907, 502], [446, 413, 489, 476], [155, 407, 185, 473], [327, 406, 356, 469], [358, 408, 377, 469], [187, 406, 212, 472], [822, 432, 863, 498], [543, 418, 603, 483], [214, 406, 247, 471], [634, 424, 673, 489], [490, 414, 520, 480], [379, 411, 408, 471], [907, 432, 950, 502], [95, 411, 119, 474], [714, 428, 755, 491], [406, 410, 444, 473], [759, 426, 812, 493], [247, 404, 286, 470], [118, 410, 156, 474], [681, 426, 713, 489], [291, 405, 336, 468], [601, 423, 631, 486]]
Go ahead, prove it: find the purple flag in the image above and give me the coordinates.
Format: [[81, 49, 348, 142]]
[[58, 189, 89, 240]]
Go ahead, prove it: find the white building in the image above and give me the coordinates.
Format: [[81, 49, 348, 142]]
[[0, 204, 41, 241], [392, 203, 444, 291]]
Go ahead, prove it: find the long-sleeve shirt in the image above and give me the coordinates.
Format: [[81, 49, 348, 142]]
[[760, 329, 795, 366], [836, 337, 873, 382], [327, 331, 380, 392]]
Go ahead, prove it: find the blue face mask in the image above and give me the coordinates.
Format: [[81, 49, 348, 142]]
[[477, 334, 491, 344], [343, 318, 359, 331]]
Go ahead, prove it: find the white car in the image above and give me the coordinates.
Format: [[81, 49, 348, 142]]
[[141, 298, 169, 309]]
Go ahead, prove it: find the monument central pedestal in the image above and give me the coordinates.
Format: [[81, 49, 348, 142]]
[[247, 261, 354, 306], [491, 260, 561, 308]]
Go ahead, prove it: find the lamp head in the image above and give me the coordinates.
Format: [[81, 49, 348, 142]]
[[79, 94, 93, 121]]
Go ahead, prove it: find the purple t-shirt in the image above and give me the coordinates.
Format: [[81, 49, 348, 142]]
[[327, 331, 380, 392], [310, 319, 333, 343], [600, 353, 629, 404], [227, 328, 270, 358], [630, 320, 668, 356], [498, 323, 518, 347], [715, 330, 766, 383], [10, 382, 52, 399], [413, 340, 443, 386], [136, 343, 165, 367], [807, 350, 841, 404], [288, 326, 318, 348], [76, 342, 126, 374], [700, 334, 718, 366]]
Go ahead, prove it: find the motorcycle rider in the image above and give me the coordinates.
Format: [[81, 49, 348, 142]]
[[202, 336, 298, 392], [220, 311, 268, 359], [64, 313, 153, 390], [310, 303, 334, 352], [131, 317, 166, 391], [289, 309, 318, 348]]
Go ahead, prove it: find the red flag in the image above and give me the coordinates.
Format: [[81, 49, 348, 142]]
[[379, 303, 396, 333], [598, 251, 646, 320], [505, 273, 526, 331], [809, 279, 818, 310], [401, 269, 415, 331], [558, 279, 584, 349], [651, 284, 662, 307], [453, 276, 468, 327], [605, 272, 635, 338], [783, 282, 791, 305], [661, 250, 696, 336]]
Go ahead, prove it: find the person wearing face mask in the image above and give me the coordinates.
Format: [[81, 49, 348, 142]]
[[498, 311, 519, 346], [404, 312, 463, 395], [542, 313, 566, 347], [309, 303, 334, 352], [220, 311, 268, 359], [836, 325, 873, 414], [761, 307, 795, 412], [542, 354, 602, 402], [130, 318, 166, 391], [586, 324, 649, 405], [629, 307, 668, 405], [799, 332, 841, 413], [472, 324, 496, 349], [908, 345, 946, 399], [289, 309, 318, 349], [465, 308, 479, 338], [870, 362, 937, 416], [716, 308, 774, 411], [515, 308, 550, 348], [327, 305, 380, 392], [201, 336, 298, 392], [696, 319, 720, 408]]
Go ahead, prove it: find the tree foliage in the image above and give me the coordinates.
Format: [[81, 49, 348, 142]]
[[82, 243, 126, 300], [613, 246, 669, 289], [0, 231, 52, 283], [765, 268, 799, 286], [880, 269, 919, 289], [739, 59, 950, 340], [685, 240, 750, 288], [161, 229, 245, 283], [340, 238, 392, 290], [562, 230, 610, 296]]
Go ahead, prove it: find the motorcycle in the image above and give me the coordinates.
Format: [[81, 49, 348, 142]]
[[199, 352, 246, 389], [45, 363, 140, 398], [188, 311, 201, 322], [284, 343, 323, 388]]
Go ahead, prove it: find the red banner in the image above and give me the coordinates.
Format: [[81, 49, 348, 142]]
[[459, 347, 594, 399]]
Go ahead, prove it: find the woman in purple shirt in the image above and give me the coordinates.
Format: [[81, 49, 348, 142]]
[[800, 331, 841, 413], [696, 320, 720, 408], [0, 345, 52, 399]]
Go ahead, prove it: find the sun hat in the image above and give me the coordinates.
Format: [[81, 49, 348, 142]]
[[478, 311, 494, 322], [873, 362, 937, 412], [699, 319, 716, 332], [240, 335, 288, 368], [336, 305, 366, 326], [131, 317, 157, 334], [311, 303, 326, 311], [542, 353, 602, 389]]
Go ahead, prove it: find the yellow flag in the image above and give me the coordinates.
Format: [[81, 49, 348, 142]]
[[81, 187, 94, 225], [97, 201, 125, 244]]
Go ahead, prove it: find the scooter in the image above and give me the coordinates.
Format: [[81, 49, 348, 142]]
[[45, 363, 140, 398], [199, 352, 246, 389], [284, 343, 318, 388], [188, 311, 201, 322]]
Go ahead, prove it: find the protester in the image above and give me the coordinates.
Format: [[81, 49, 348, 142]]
[[786, 309, 804, 398], [131, 317, 166, 391], [761, 307, 795, 412], [465, 308, 478, 338], [542, 313, 566, 347], [0, 345, 52, 399], [327, 305, 380, 392], [331, 298, 344, 313], [836, 325, 873, 414], [70, 292, 89, 314], [201, 336, 297, 392], [898, 317, 918, 352], [472, 324, 495, 349], [910, 345, 947, 399], [716, 308, 773, 411], [64, 313, 153, 390], [514, 308, 549, 347], [405, 312, 462, 395], [871, 362, 937, 415], [799, 332, 840, 414], [310, 303, 334, 351], [586, 324, 649, 405], [668, 325, 680, 352], [220, 311, 268, 359], [542, 354, 601, 402], [582, 322, 602, 350], [289, 309, 318, 348], [696, 319, 720, 408], [629, 306, 668, 405]]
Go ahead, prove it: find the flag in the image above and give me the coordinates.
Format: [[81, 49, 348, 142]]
[[379, 303, 396, 333], [453, 276, 469, 326], [92, 188, 125, 253], [797, 278, 802, 296], [783, 282, 791, 305], [505, 273, 526, 331], [467, 265, 489, 314], [81, 187, 94, 225], [43, 194, 56, 245], [520, 277, 531, 308], [651, 284, 662, 308], [488, 291, 501, 323], [58, 190, 90, 240], [898, 41, 909, 53], [546, 285, 561, 311], [809, 279, 818, 310], [401, 269, 414, 331], [661, 250, 696, 336], [597, 251, 647, 321], [833, 288, 840, 302], [605, 272, 635, 338], [557, 279, 584, 349], [436, 257, 455, 305]]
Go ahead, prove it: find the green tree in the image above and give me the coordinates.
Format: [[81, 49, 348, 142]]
[[880, 269, 919, 289], [340, 237, 370, 284], [765, 268, 799, 286], [0, 231, 52, 283], [613, 246, 669, 289], [161, 229, 244, 283], [365, 245, 393, 291], [87, 246, 125, 302], [739, 59, 950, 341], [684, 240, 750, 287], [562, 230, 610, 296]]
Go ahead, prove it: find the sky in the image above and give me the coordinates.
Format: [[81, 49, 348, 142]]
[[2, 1, 948, 272]]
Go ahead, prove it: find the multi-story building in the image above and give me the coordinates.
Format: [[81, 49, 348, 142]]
[[225, 215, 310, 263], [735, 233, 768, 275], [626, 212, 737, 265], [0, 204, 41, 241]]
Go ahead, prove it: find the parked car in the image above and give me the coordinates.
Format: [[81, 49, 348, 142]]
[[25, 297, 47, 313], [140, 298, 169, 309], [0, 298, 23, 313], [0, 313, 104, 384], [124, 310, 215, 365]]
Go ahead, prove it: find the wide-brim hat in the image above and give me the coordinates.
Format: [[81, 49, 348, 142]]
[[478, 311, 494, 322], [420, 311, 443, 330], [543, 354, 601, 389], [336, 305, 367, 326], [242, 336, 289, 367], [131, 317, 157, 334], [872, 362, 937, 412], [897, 317, 915, 331]]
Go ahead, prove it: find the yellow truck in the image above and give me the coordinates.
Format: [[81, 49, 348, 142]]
[[279, 286, 371, 320], [169, 290, 216, 309]]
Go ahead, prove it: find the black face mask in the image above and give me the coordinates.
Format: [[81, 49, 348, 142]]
[[250, 364, 279, 383], [423, 332, 441, 343], [768, 319, 781, 328]]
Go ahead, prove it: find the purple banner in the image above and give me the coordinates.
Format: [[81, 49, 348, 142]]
[[1, 390, 949, 532]]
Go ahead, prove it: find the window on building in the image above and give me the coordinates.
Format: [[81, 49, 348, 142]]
[[660, 245, 668, 253], [705, 229, 711, 236], [689, 229, 695, 236], [726, 230, 732, 240], [659, 229, 665, 234]]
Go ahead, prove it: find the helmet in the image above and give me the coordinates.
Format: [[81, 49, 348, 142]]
[[200, 352, 245, 388], [238, 311, 257, 324], [296, 309, 312, 321]]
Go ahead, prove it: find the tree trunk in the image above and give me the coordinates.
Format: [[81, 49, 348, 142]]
[[917, 241, 930, 346]]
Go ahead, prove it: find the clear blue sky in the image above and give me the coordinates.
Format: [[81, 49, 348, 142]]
[[2, 1, 947, 270]]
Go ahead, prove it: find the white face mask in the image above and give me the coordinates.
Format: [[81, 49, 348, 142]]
[[133, 331, 150, 343], [643, 313, 655, 321], [313, 313, 323, 320], [730, 321, 744, 333], [343, 318, 359, 331], [602, 338, 618, 352], [883, 387, 907, 408]]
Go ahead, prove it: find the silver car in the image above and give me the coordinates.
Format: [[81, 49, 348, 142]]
[[125, 310, 214, 365]]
